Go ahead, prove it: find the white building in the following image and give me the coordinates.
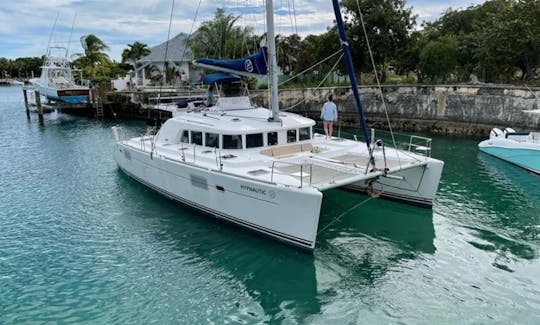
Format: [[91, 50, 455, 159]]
[[135, 33, 201, 87]]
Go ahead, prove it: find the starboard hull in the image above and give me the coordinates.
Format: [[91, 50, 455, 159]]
[[342, 159, 444, 208]]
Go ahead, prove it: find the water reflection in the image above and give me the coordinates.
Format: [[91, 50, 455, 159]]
[[316, 189, 435, 284], [114, 172, 320, 323], [434, 138, 539, 272]]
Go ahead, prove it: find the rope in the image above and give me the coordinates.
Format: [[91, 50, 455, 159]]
[[280, 53, 344, 112], [179, 0, 202, 69], [278, 49, 343, 86], [317, 194, 375, 235], [355, 0, 403, 168], [156, 0, 176, 109]]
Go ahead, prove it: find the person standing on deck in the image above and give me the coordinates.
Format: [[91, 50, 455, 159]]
[[321, 94, 338, 139]]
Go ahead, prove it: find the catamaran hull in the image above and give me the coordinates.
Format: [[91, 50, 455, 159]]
[[114, 143, 323, 251], [343, 160, 444, 208], [479, 139, 540, 174]]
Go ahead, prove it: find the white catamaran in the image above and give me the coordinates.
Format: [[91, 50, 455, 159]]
[[112, 0, 444, 251]]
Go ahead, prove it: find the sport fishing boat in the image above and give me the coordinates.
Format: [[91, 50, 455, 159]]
[[30, 46, 89, 104], [112, 0, 444, 251], [478, 127, 540, 174]]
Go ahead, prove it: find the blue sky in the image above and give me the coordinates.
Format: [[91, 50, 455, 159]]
[[0, 0, 486, 61]]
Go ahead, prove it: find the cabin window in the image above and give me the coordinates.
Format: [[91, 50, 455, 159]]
[[205, 133, 219, 148], [246, 133, 263, 148], [287, 129, 297, 143], [180, 130, 189, 143], [267, 132, 278, 146], [191, 131, 203, 145], [222, 134, 242, 149], [299, 127, 311, 141]]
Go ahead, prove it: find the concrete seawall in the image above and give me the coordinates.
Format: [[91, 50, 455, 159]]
[[252, 84, 540, 136]]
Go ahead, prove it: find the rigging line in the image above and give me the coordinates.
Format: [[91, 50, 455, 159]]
[[284, 0, 296, 35], [317, 195, 375, 235], [46, 13, 60, 55], [281, 53, 343, 112], [355, 0, 403, 167], [66, 14, 76, 59], [278, 49, 343, 86], [179, 0, 202, 68], [157, 0, 176, 109], [524, 83, 540, 101], [291, 0, 298, 35]]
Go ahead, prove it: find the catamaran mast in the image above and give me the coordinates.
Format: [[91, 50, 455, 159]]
[[266, 0, 280, 122], [331, 0, 371, 146]]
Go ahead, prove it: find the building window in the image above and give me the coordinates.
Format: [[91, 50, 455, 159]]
[[287, 129, 297, 143], [191, 131, 202, 145], [246, 133, 263, 148], [205, 133, 219, 148], [267, 132, 278, 146], [222, 134, 242, 149], [299, 127, 311, 141]]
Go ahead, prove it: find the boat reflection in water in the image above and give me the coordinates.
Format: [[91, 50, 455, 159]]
[[472, 153, 539, 271], [115, 172, 435, 322]]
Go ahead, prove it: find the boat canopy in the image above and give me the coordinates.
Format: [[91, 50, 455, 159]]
[[195, 47, 268, 78], [202, 72, 242, 85]]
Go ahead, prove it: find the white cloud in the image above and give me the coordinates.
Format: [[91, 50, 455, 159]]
[[0, 0, 486, 60]]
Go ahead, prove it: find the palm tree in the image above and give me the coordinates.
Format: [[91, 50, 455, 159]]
[[188, 8, 254, 59], [121, 41, 151, 66], [74, 34, 110, 68]]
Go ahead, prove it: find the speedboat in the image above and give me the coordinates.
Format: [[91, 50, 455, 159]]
[[111, 0, 443, 251], [479, 127, 540, 174], [30, 46, 89, 104]]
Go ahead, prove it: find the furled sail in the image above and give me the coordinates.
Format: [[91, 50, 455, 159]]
[[194, 47, 268, 78]]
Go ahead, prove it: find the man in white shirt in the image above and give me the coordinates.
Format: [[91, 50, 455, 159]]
[[320, 94, 338, 139]]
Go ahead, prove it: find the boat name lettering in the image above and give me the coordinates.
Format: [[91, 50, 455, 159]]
[[241, 185, 266, 195]]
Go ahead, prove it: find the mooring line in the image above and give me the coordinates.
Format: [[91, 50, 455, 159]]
[[317, 194, 376, 235]]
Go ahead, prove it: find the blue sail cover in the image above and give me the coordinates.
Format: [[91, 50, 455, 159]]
[[202, 72, 242, 85], [195, 47, 268, 77]]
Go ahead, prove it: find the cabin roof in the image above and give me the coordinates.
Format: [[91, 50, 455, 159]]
[[160, 108, 315, 135]]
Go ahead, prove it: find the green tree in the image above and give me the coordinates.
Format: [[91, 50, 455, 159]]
[[188, 8, 255, 59], [121, 41, 151, 65], [473, 0, 540, 81], [276, 34, 301, 75], [340, 0, 416, 82], [73, 34, 110, 68], [419, 36, 459, 83]]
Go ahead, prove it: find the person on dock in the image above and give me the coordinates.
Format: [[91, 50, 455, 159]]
[[321, 94, 338, 139]]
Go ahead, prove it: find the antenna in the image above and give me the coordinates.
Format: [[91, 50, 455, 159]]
[[66, 14, 77, 58], [46, 13, 60, 56]]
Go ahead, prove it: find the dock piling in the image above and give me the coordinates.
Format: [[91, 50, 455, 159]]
[[23, 88, 30, 119], [34, 90, 44, 125]]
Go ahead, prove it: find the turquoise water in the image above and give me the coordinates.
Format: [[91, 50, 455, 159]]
[[1, 85, 539, 323]]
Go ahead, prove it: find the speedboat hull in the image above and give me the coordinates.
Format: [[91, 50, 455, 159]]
[[39, 85, 89, 104], [479, 138, 540, 174]]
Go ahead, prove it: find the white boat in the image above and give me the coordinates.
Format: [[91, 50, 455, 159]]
[[478, 127, 540, 174], [30, 46, 89, 104], [111, 0, 444, 251]]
